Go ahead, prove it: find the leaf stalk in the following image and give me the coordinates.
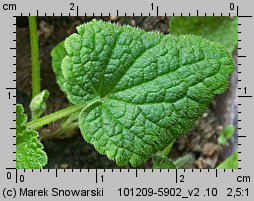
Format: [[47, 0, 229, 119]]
[[26, 105, 83, 129]]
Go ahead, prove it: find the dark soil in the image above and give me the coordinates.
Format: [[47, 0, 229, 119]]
[[16, 16, 236, 169]]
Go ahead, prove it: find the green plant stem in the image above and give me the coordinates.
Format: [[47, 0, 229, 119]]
[[41, 121, 79, 140], [40, 112, 80, 140], [26, 105, 83, 129], [28, 16, 41, 97], [26, 99, 100, 130]]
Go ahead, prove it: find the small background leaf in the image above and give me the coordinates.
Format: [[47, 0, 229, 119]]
[[217, 151, 238, 169], [174, 154, 194, 168], [170, 16, 238, 53], [152, 154, 176, 169], [217, 124, 235, 145], [29, 89, 49, 119], [16, 104, 47, 169]]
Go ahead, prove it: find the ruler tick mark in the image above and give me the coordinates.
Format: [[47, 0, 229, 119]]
[[175, 169, 178, 183], [238, 16, 252, 18], [95, 169, 98, 183], [238, 95, 252, 98]]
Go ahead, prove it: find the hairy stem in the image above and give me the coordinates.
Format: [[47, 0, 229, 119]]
[[26, 105, 83, 129], [26, 99, 100, 130], [28, 16, 41, 97]]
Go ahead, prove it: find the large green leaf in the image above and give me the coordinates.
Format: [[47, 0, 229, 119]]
[[54, 20, 234, 167], [16, 104, 47, 169], [170, 17, 238, 53]]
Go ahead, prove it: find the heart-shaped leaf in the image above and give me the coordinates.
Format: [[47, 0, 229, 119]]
[[52, 20, 234, 167]]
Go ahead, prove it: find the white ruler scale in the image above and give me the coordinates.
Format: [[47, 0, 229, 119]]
[[0, 0, 253, 200]]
